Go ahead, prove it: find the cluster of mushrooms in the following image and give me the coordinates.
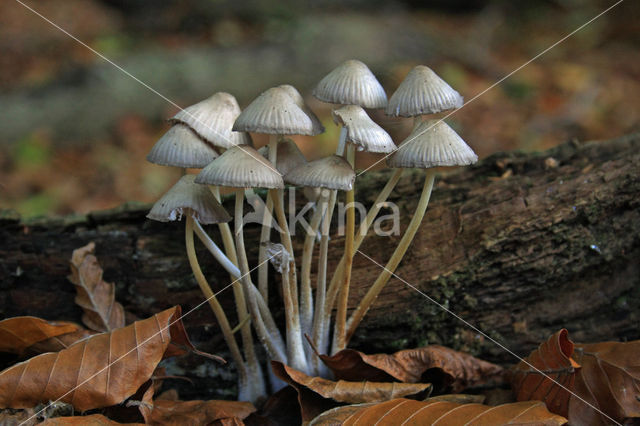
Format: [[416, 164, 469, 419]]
[[146, 60, 478, 403]]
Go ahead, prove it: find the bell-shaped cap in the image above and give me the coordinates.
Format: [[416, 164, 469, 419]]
[[312, 60, 387, 108], [278, 84, 325, 135], [195, 145, 284, 189], [332, 105, 395, 153], [285, 155, 355, 191], [233, 87, 316, 136], [258, 138, 307, 176], [387, 120, 477, 169], [146, 124, 219, 168], [386, 66, 463, 117], [147, 174, 231, 224], [170, 92, 252, 149]]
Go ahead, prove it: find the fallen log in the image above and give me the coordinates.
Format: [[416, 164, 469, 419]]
[[1, 134, 638, 399]]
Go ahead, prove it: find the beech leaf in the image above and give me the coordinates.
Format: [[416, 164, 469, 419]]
[[144, 399, 256, 425], [68, 242, 125, 332], [321, 345, 503, 392], [309, 398, 567, 425], [40, 414, 142, 425], [272, 361, 431, 422], [0, 317, 82, 355], [512, 329, 640, 425], [0, 306, 222, 412]]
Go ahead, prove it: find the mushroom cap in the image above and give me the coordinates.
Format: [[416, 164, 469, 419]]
[[195, 145, 284, 189], [146, 124, 219, 168], [257, 138, 308, 176], [278, 84, 325, 135], [312, 59, 387, 108], [147, 174, 231, 224], [285, 155, 355, 191], [387, 120, 477, 169], [170, 92, 252, 149], [386, 65, 463, 117], [332, 105, 396, 153], [233, 87, 317, 136]]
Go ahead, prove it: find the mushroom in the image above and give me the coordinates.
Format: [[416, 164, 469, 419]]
[[345, 120, 477, 340], [312, 59, 388, 352]]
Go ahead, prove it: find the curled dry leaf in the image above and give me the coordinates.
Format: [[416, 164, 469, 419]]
[[0, 306, 222, 412], [68, 242, 125, 332], [0, 317, 82, 355], [309, 398, 567, 425], [512, 329, 640, 425], [40, 414, 142, 425], [320, 345, 503, 392], [272, 361, 431, 422], [25, 329, 95, 357]]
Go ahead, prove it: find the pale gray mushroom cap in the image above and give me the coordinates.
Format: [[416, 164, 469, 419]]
[[195, 145, 284, 189], [233, 87, 316, 136], [312, 59, 388, 109], [147, 174, 231, 224], [332, 105, 396, 153], [257, 138, 307, 176], [170, 92, 252, 149], [285, 155, 355, 191], [387, 120, 477, 169], [146, 124, 219, 168], [386, 65, 463, 117], [278, 84, 325, 135]]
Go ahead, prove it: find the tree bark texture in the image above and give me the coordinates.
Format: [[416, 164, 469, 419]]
[[1, 134, 638, 399]]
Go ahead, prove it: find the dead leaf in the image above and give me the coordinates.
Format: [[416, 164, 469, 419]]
[[144, 399, 255, 425], [272, 361, 431, 422], [0, 306, 222, 411], [569, 341, 640, 424], [0, 317, 82, 355], [40, 414, 143, 425], [309, 399, 567, 425], [68, 242, 125, 332], [511, 329, 578, 417], [25, 329, 95, 356], [321, 345, 503, 392], [511, 329, 640, 425]]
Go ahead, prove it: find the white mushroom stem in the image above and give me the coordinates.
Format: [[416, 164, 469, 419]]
[[334, 142, 356, 352], [257, 134, 280, 301], [234, 191, 287, 362], [345, 169, 436, 342], [336, 127, 348, 156], [184, 216, 255, 400], [323, 168, 403, 333], [300, 189, 328, 335], [310, 190, 336, 374], [206, 186, 261, 388], [269, 188, 308, 371]]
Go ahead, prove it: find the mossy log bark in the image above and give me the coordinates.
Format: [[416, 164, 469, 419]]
[[1, 134, 639, 399]]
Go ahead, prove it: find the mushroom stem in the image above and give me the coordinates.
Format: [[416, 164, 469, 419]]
[[323, 168, 403, 328], [300, 190, 327, 335], [234, 191, 287, 362], [345, 169, 436, 342], [257, 135, 280, 301], [270, 188, 307, 370], [310, 190, 336, 374], [206, 186, 261, 388], [185, 216, 254, 399], [336, 127, 348, 156], [334, 142, 356, 352]]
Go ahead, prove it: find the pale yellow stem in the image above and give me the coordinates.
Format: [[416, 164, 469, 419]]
[[345, 169, 436, 342], [257, 193, 274, 300]]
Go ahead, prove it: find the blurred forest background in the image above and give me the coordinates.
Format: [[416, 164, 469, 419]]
[[1, 0, 638, 218]]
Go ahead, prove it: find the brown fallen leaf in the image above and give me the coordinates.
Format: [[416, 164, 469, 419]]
[[320, 345, 503, 392], [141, 399, 255, 425], [272, 361, 431, 422], [0, 306, 222, 412], [25, 329, 95, 356], [0, 317, 82, 355], [68, 242, 125, 332], [511, 329, 578, 417], [40, 414, 143, 425], [309, 398, 567, 425], [512, 329, 640, 425]]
